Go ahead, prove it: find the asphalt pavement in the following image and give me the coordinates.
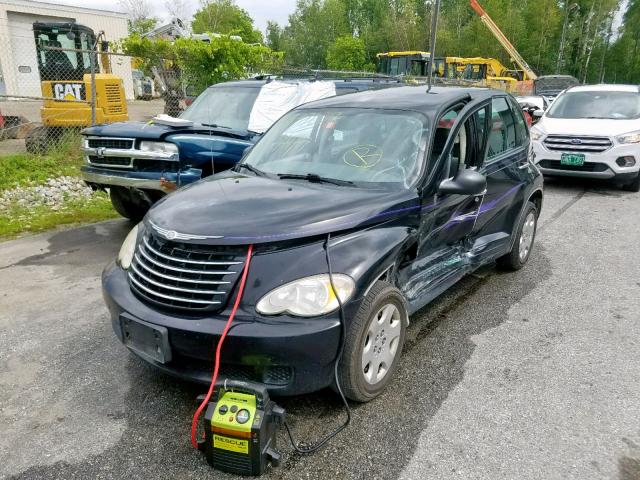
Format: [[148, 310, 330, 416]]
[[1, 179, 639, 480]]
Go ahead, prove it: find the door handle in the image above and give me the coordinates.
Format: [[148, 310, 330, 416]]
[[518, 162, 529, 170]]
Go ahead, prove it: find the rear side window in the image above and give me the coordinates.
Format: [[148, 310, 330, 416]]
[[508, 97, 529, 146], [487, 97, 517, 160]]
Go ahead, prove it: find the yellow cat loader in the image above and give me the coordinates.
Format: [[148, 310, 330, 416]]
[[26, 22, 128, 153]]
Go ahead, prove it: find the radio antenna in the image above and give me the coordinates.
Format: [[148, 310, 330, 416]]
[[426, 0, 442, 93]]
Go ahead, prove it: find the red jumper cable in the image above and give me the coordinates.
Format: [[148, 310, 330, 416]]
[[190, 244, 254, 449]]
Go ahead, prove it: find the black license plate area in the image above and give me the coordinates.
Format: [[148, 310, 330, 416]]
[[121, 314, 172, 364]]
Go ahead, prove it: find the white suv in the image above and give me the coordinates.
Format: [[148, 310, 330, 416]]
[[530, 84, 640, 192]]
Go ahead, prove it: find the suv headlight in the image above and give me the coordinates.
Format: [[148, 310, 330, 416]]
[[616, 130, 640, 144], [118, 224, 139, 270], [256, 274, 355, 317], [139, 141, 178, 154], [530, 126, 544, 141]]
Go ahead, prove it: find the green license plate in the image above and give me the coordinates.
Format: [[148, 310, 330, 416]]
[[560, 153, 585, 166]]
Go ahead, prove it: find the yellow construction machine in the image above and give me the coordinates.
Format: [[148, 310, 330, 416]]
[[26, 22, 128, 153]]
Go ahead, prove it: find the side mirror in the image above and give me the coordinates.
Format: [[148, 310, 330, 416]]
[[438, 169, 487, 196], [533, 109, 544, 118]]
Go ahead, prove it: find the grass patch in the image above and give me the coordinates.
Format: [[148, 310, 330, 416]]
[[0, 134, 120, 240], [0, 191, 118, 240], [0, 133, 83, 190]]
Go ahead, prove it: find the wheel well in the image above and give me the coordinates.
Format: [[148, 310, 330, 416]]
[[528, 190, 543, 214]]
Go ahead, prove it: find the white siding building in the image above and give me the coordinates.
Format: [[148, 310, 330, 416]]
[[0, 0, 134, 99]]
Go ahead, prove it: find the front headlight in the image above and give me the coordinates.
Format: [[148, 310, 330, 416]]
[[118, 224, 139, 270], [256, 274, 355, 317], [616, 130, 640, 144], [530, 126, 544, 141], [139, 141, 178, 154]]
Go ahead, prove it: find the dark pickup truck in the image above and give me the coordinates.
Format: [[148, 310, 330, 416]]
[[81, 78, 400, 220]]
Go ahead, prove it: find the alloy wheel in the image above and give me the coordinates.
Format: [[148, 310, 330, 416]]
[[361, 303, 402, 385], [519, 212, 536, 262]]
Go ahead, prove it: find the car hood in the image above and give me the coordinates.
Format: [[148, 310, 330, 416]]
[[82, 121, 252, 141], [146, 171, 419, 245], [537, 117, 640, 137]]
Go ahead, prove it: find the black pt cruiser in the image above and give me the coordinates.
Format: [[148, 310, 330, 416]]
[[103, 86, 543, 402]]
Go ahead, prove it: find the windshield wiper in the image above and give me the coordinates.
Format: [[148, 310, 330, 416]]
[[201, 123, 233, 129], [235, 163, 265, 176], [277, 173, 354, 186]]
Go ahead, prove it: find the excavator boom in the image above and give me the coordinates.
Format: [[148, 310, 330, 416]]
[[469, 0, 537, 80]]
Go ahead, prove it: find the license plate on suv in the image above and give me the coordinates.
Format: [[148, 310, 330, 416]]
[[560, 153, 585, 166], [120, 313, 172, 363]]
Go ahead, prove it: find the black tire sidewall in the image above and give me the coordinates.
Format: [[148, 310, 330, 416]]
[[109, 187, 147, 221]]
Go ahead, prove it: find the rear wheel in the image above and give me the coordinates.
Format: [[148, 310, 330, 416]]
[[622, 172, 640, 193], [109, 187, 150, 221], [497, 202, 538, 271], [337, 282, 407, 402]]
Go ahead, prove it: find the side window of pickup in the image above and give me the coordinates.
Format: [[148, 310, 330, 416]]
[[486, 97, 517, 161]]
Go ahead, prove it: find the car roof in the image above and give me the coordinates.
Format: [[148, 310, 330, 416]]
[[296, 85, 502, 114], [566, 84, 640, 93]]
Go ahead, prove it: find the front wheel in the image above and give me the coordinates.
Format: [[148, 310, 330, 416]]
[[497, 202, 538, 271], [109, 187, 150, 222], [337, 282, 407, 402]]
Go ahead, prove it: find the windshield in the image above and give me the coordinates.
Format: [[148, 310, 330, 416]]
[[180, 86, 260, 130], [243, 108, 428, 189], [546, 91, 640, 119]]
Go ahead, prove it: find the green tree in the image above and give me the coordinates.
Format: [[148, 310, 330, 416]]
[[191, 0, 263, 44], [127, 18, 158, 35], [265, 21, 283, 51], [120, 34, 282, 113], [326, 35, 371, 70], [280, 0, 350, 67]]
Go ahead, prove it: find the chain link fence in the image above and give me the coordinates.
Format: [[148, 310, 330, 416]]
[[0, 36, 398, 158], [0, 26, 169, 157], [0, 24, 468, 160]]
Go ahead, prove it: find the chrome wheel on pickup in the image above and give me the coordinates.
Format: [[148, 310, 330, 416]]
[[338, 281, 407, 402]]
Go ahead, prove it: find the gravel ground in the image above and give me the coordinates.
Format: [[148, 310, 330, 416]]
[[0, 176, 94, 211], [0, 179, 639, 480]]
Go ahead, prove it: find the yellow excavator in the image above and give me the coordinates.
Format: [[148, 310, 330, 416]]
[[26, 22, 128, 153], [375, 52, 526, 91]]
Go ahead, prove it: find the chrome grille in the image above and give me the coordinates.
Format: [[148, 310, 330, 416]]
[[543, 135, 612, 153], [87, 138, 133, 149], [88, 155, 131, 167], [128, 233, 245, 312]]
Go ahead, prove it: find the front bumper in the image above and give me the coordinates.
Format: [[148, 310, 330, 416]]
[[82, 165, 203, 191], [532, 140, 640, 181], [102, 262, 344, 395]]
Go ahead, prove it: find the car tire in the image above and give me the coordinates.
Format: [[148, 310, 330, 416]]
[[622, 172, 640, 193], [497, 202, 538, 271], [109, 187, 149, 221], [337, 281, 407, 402]]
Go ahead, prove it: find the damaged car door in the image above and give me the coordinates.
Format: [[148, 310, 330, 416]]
[[400, 100, 490, 312]]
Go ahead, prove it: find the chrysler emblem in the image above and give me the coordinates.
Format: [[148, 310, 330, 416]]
[[150, 221, 223, 240]]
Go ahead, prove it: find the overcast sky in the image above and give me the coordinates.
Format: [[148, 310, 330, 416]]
[[41, 0, 297, 32]]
